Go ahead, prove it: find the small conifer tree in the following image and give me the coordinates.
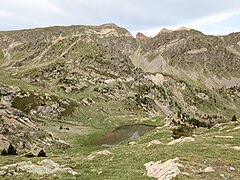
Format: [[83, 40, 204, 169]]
[[1, 149, 7, 156], [37, 149, 46, 157], [232, 115, 237, 121], [7, 144, 17, 155]]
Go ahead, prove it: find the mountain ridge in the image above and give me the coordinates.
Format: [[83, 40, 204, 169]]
[[0, 23, 239, 179]]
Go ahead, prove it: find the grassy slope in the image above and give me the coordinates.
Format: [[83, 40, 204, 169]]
[[0, 119, 239, 179], [0, 28, 239, 179], [0, 62, 239, 179]]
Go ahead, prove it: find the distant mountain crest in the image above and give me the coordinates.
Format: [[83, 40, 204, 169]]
[[157, 26, 192, 36], [136, 32, 148, 40]]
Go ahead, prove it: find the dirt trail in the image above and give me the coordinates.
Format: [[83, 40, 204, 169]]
[[31, 35, 63, 64], [60, 38, 80, 58]]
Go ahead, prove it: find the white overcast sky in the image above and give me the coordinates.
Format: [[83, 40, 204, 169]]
[[0, 0, 240, 36]]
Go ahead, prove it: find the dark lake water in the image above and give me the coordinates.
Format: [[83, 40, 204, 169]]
[[91, 124, 156, 147]]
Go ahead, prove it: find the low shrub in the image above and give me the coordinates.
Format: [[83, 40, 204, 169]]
[[25, 152, 35, 158], [188, 117, 207, 128], [1, 149, 7, 156], [172, 124, 193, 139]]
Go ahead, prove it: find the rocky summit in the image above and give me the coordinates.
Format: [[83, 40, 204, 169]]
[[0, 24, 239, 179]]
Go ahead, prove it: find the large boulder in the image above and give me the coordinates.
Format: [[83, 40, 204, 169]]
[[144, 157, 183, 180]]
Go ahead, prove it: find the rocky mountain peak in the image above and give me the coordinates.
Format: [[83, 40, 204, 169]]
[[176, 26, 192, 31], [157, 26, 192, 36], [99, 23, 119, 28], [158, 28, 173, 35], [136, 32, 148, 40]]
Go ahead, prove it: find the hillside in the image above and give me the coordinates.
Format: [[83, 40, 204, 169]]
[[0, 24, 239, 179]]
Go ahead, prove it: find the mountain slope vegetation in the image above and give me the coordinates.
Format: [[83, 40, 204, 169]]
[[0, 24, 239, 179]]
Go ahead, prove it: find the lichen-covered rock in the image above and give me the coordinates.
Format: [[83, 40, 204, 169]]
[[0, 159, 78, 176], [144, 157, 183, 180], [87, 150, 111, 160], [203, 167, 215, 172], [81, 98, 95, 106], [147, 140, 163, 147], [167, 137, 195, 145], [0, 82, 20, 108], [31, 102, 65, 119]]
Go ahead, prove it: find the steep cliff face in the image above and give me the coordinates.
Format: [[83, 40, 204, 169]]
[[131, 28, 240, 122], [132, 28, 240, 80]]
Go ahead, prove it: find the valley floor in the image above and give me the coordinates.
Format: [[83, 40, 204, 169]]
[[0, 118, 239, 179]]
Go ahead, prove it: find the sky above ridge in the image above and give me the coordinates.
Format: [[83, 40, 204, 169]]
[[0, 0, 240, 36]]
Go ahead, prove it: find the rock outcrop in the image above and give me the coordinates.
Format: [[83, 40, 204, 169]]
[[167, 137, 195, 145], [157, 28, 173, 35], [0, 159, 78, 176], [136, 32, 148, 41], [81, 98, 95, 106], [0, 83, 69, 154], [203, 167, 215, 173], [144, 157, 183, 180], [147, 140, 163, 147], [31, 102, 65, 119], [87, 150, 111, 160]]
